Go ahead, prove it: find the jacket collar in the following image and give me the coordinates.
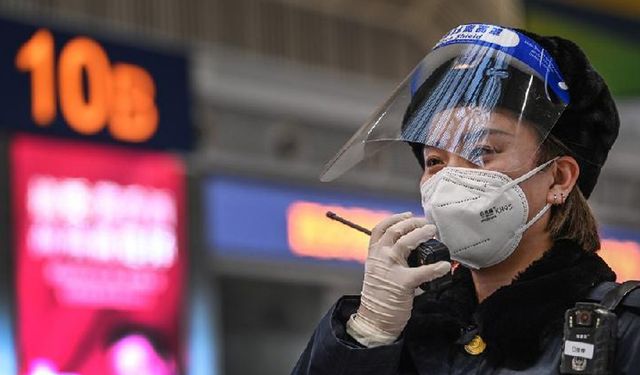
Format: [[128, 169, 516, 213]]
[[406, 239, 616, 368]]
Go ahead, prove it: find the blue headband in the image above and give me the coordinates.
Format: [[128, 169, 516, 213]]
[[410, 23, 570, 105]]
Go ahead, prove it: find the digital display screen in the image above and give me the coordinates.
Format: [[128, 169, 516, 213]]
[[0, 17, 191, 150], [11, 135, 187, 375], [205, 175, 640, 280]]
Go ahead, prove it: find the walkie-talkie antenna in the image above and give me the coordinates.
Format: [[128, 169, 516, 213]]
[[325, 211, 372, 236]]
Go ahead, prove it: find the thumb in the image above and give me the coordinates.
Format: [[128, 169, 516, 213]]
[[406, 261, 451, 288]]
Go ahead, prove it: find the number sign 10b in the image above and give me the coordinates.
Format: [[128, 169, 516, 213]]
[[15, 28, 159, 143]]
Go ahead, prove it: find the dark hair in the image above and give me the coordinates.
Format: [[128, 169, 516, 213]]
[[536, 135, 600, 252], [514, 28, 619, 199]]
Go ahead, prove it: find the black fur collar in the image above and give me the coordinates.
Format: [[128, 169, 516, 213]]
[[406, 239, 616, 368]]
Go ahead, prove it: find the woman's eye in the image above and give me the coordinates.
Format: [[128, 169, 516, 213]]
[[425, 156, 443, 168], [469, 145, 497, 162]]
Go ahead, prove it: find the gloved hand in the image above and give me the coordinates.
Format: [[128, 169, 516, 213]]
[[346, 212, 451, 347]]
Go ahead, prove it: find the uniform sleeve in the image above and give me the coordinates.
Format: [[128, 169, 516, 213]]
[[291, 295, 404, 375], [613, 309, 640, 374]]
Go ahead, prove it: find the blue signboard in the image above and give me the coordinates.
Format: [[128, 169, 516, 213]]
[[204, 175, 422, 265], [204, 175, 640, 279]]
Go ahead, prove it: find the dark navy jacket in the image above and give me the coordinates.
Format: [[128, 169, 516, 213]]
[[292, 240, 640, 374]]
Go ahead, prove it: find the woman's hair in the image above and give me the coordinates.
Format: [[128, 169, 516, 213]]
[[537, 134, 600, 252]]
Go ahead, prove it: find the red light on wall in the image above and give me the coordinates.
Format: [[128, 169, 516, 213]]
[[599, 239, 640, 282], [287, 201, 391, 263]]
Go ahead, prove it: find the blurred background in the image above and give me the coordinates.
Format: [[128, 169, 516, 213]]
[[0, 0, 638, 374]]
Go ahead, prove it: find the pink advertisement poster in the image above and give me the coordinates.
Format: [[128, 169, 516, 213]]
[[11, 135, 186, 375]]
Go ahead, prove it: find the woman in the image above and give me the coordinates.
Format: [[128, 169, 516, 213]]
[[293, 24, 640, 374]]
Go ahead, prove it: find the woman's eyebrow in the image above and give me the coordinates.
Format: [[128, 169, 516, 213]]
[[463, 128, 515, 139], [486, 128, 515, 137], [422, 128, 515, 154]]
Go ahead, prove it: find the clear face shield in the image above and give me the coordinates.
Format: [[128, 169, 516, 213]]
[[320, 24, 570, 181]]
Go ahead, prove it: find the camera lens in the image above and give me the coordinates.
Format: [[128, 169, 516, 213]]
[[575, 310, 593, 327]]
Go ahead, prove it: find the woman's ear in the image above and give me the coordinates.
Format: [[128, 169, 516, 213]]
[[547, 156, 580, 205]]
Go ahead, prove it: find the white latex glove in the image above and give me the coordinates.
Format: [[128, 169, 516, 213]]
[[346, 212, 451, 347]]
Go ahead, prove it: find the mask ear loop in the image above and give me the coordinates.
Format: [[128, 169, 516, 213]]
[[515, 202, 551, 236], [510, 157, 559, 236], [500, 157, 559, 193]]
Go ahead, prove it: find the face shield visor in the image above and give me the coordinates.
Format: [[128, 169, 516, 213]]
[[320, 24, 570, 182]]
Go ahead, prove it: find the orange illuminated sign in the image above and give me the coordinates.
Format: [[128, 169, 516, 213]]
[[15, 28, 158, 143], [599, 239, 640, 282], [287, 201, 391, 263], [288, 201, 640, 281]]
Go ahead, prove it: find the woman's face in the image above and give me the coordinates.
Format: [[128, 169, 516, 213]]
[[420, 109, 553, 220]]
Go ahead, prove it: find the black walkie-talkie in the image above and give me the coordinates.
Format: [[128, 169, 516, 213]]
[[326, 212, 452, 292], [406, 239, 452, 291]]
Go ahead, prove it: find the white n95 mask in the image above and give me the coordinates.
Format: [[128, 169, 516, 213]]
[[420, 158, 557, 269]]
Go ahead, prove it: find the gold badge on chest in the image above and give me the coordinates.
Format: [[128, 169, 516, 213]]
[[464, 335, 487, 355]]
